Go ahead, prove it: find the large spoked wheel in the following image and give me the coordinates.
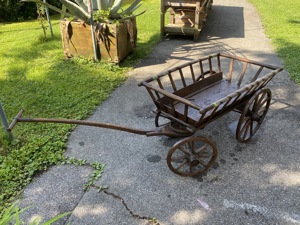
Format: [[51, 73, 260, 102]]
[[167, 136, 218, 177], [236, 88, 272, 143]]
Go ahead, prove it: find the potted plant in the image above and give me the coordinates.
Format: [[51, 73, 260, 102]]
[[23, 0, 145, 62]]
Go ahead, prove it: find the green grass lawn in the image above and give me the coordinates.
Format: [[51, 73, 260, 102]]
[[0, 0, 160, 214], [0, 0, 299, 217], [247, 0, 300, 83]]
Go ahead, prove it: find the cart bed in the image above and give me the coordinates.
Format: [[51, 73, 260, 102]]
[[139, 53, 283, 130], [171, 73, 242, 122]]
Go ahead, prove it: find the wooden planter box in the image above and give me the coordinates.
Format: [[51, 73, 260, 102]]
[[60, 18, 137, 63]]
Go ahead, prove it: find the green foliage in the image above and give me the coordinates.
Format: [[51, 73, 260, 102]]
[[84, 162, 106, 191], [36, 3, 47, 39], [248, 0, 300, 83], [22, 0, 145, 24], [0, 0, 61, 22], [0, 202, 70, 225], [0, 0, 160, 215]]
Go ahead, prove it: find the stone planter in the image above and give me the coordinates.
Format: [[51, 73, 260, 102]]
[[60, 18, 137, 63]]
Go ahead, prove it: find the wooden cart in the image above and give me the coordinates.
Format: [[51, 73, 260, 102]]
[[160, 0, 213, 41], [139, 53, 283, 176], [5, 53, 283, 177]]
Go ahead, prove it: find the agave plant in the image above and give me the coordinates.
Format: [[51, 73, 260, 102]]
[[22, 0, 145, 24]]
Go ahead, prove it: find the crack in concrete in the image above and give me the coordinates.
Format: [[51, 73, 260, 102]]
[[91, 185, 160, 224]]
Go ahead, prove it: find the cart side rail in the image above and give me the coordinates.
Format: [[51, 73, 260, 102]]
[[139, 53, 222, 88], [219, 53, 283, 86], [140, 81, 202, 126], [197, 68, 283, 127]]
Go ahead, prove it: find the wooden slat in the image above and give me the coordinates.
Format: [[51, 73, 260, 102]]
[[179, 68, 187, 87], [208, 56, 213, 74], [199, 60, 204, 79], [238, 62, 248, 86], [163, 26, 195, 35], [251, 66, 264, 82], [190, 64, 196, 82], [228, 59, 234, 82], [164, 2, 197, 7], [168, 71, 177, 91], [217, 54, 221, 72], [157, 78, 164, 89]]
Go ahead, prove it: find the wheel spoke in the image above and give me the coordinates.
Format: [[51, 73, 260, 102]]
[[240, 117, 251, 134], [252, 97, 258, 112], [255, 97, 268, 112], [250, 119, 254, 136], [195, 144, 208, 154], [242, 119, 251, 140], [187, 141, 195, 153], [171, 155, 187, 162], [178, 145, 190, 155], [257, 107, 267, 116], [197, 151, 212, 159], [174, 159, 188, 171]]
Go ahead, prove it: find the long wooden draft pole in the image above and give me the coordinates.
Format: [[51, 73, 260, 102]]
[[7, 109, 151, 136]]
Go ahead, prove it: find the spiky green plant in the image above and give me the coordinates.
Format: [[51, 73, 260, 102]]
[[22, 0, 145, 24], [0, 202, 70, 225]]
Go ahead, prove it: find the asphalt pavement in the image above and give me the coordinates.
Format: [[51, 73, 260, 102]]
[[19, 0, 300, 224]]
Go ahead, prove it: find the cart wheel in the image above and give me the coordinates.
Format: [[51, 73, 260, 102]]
[[167, 136, 218, 177], [236, 88, 271, 143]]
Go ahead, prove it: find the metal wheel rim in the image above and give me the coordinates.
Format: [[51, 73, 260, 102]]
[[167, 136, 218, 177], [236, 88, 271, 142]]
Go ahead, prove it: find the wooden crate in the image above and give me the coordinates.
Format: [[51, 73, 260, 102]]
[[161, 0, 213, 41]]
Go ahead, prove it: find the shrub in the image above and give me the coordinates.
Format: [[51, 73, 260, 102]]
[[0, 0, 61, 22]]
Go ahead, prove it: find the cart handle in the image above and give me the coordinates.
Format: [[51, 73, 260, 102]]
[[7, 109, 152, 136]]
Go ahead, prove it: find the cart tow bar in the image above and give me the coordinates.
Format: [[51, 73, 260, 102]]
[[6, 109, 188, 138]]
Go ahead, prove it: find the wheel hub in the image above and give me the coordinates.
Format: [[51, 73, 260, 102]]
[[190, 159, 199, 166]]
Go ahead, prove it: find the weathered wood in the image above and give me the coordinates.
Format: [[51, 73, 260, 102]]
[[60, 18, 136, 63], [140, 53, 283, 128], [161, 0, 213, 41]]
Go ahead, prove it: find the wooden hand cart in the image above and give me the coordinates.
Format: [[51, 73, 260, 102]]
[[160, 0, 213, 41], [4, 53, 283, 177]]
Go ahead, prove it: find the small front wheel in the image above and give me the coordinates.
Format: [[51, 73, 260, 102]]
[[236, 88, 271, 142], [167, 136, 218, 177]]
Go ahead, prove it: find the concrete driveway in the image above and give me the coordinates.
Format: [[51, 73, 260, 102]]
[[19, 0, 300, 224]]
